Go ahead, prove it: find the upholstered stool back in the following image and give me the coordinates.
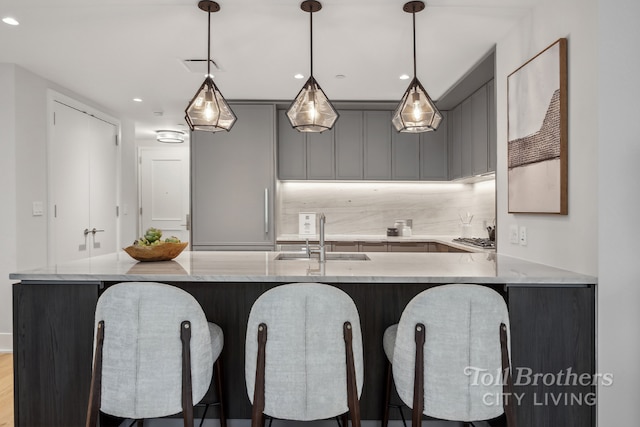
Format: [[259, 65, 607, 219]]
[[392, 284, 511, 422], [245, 283, 364, 421], [94, 282, 214, 419]]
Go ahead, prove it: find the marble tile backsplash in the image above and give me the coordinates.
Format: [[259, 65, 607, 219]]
[[276, 179, 496, 238]]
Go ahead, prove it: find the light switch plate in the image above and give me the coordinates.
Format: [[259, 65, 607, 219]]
[[509, 225, 519, 244], [32, 201, 44, 216], [519, 226, 528, 246]]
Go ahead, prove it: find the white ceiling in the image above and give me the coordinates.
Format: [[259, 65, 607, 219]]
[[0, 0, 536, 140]]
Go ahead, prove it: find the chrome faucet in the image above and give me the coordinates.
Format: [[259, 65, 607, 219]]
[[305, 213, 326, 263]]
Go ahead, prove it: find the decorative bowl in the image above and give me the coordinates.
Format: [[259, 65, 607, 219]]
[[123, 242, 188, 262]]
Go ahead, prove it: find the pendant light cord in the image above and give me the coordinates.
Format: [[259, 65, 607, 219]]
[[309, 8, 314, 77], [412, 9, 417, 78], [207, 8, 211, 76]]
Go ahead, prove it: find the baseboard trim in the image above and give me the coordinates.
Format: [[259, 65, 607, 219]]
[[0, 332, 13, 352]]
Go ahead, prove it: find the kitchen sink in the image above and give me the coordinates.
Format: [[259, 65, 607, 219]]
[[274, 253, 371, 261]]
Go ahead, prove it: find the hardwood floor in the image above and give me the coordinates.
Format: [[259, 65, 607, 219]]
[[0, 353, 13, 427]]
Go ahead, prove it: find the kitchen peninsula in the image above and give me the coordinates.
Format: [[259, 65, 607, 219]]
[[11, 251, 596, 427]]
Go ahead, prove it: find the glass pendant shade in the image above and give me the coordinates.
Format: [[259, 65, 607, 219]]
[[286, 76, 338, 132], [185, 76, 236, 132], [392, 77, 442, 133]]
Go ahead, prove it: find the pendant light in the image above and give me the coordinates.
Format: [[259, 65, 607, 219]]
[[392, 1, 442, 133], [185, 0, 237, 132], [286, 0, 339, 133]]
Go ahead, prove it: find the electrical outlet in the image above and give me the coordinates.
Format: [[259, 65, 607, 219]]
[[509, 225, 519, 244], [519, 226, 528, 246]]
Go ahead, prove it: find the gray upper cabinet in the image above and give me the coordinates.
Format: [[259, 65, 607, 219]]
[[446, 80, 496, 180], [392, 130, 420, 180], [448, 104, 462, 180], [364, 111, 392, 180], [461, 97, 473, 177], [277, 110, 306, 180], [192, 104, 275, 250], [420, 111, 448, 181], [335, 110, 364, 180], [471, 84, 489, 175], [487, 79, 497, 172], [307, 128, 335, 179]]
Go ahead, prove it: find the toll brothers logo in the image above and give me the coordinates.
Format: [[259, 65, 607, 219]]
[[464, 367, 613, 407]]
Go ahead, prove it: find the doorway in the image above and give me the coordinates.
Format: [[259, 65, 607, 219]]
[[138, 147, 190, 245]]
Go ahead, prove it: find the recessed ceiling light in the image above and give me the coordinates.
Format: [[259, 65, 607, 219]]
[[2, 17, 19, 26], [335, 74, 346, 79], [133, 98, 143, 102], [399, 74, 410, 80], [294, 74, 304, 79]]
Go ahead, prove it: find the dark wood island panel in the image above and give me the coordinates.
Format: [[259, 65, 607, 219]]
[[12, 281, 595, 427]]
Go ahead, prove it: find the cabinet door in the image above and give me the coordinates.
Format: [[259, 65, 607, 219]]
[[392, 131, 420, 180], [487, 79, 497, 172], [448, 105, 462, 180], [420, 111, 448, 180], [192, 104, 275, 249], [471, 85, 489, 175], [388, 242, 427, 252], [461, 98, 473, 177], [333, 241, 359, 252], [307, 128, 335, 179], [277, 110, 306, 180], [335, 110, 364, 180], [364, 111, 392, 180], [359, 242, 388, 252]]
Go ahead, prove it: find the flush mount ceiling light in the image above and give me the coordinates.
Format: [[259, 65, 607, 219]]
[[2, 17, 19, 26], [185, 0, 236, 133], [286, 0, 338, 133], [392, 1, 442, 133], [156, 130, 185, 143]]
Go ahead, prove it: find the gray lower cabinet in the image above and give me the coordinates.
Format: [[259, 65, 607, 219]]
[[335, 110, 364, 180], [364, 111, 392, 180], [192, 104, 275, 250], [420, 111, 448, 181]]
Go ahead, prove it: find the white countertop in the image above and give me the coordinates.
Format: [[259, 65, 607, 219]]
[[10, 251, 596, 286]]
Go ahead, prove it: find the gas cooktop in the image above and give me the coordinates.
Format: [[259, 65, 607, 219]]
[[452, 237, 496, 249]]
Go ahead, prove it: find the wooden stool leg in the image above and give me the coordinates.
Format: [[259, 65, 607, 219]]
[[382, 359, 392, 427], [252, 324, 267, 427], [500, 323, 518, 427], [412, 324, 425, 427], [181, 321, 194, 427], [86, 321, 104, 427], [343, 322, 361, 427], [214, 357, 227, 427]]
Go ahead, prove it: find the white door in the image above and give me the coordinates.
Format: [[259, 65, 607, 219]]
[[139, 147, 190, 244], [50, 101, 118, 264]]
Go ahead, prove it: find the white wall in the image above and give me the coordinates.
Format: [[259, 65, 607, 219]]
[[597, 0, 640, 424], [495, 0, 598, 276], [0, 64, 137, 351]]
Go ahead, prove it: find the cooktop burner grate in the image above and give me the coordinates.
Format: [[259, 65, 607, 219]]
[[452, 237, 496, 249]]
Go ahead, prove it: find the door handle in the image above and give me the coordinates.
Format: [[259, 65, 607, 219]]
[[84, 228, 90, 236], [264, 188, 269, 235], [91, 228, 105, 235]]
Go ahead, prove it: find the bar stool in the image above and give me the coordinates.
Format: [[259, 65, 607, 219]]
[[86, 282, 226, 427], [245, 282, 363, 427], [382, 284, 517, 427]]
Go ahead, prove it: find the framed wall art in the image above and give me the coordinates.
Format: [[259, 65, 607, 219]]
[[507, 38, 568, 214]]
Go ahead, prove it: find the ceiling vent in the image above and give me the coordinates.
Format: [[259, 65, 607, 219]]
[[181, 59, 223, 74]]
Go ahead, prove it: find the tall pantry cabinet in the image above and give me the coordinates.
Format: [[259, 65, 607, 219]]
[[191, 104, 275, 250]]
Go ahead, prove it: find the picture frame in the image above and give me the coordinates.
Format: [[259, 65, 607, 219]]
[[507, 38, 568, 214]]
